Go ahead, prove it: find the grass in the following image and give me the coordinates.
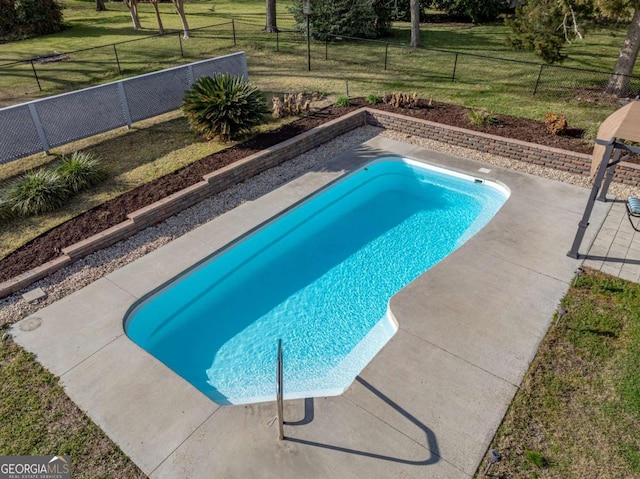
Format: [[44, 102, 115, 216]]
[[335, 95, 350, 106], [0, 337, 145, 477], [478, 268, 640, 478]]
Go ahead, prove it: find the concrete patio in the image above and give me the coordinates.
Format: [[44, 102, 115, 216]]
[[583, 199, 640, 281], [11, 136, 610, 478]]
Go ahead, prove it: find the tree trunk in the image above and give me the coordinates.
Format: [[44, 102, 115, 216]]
[[150, 0, 164, 34], [124, 0, 141, 30], [605, 8, 640, 97], [410, 0, 420, 48], [172, 0, 190, 39], [96, 0, 106, 11], [265, 0, 277, 33]]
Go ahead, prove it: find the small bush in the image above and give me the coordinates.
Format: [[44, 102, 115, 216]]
[[335, 96, 351, 107], [544, 112, 568, 135], [366, 94, 381, 105], [56, 152, 105, 193], [4, 169, 70, 216], [182, 74, 268, 142], [467, 109, 499, 127]]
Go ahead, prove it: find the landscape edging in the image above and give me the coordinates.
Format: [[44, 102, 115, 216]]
[[1, 107, 636, 299]]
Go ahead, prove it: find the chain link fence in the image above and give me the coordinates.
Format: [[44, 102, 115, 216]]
[[0, 52, 247, 164]]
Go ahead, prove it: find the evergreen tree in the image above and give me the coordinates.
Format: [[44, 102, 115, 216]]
[[430, 0, 509, 23], [507, 0, 575, 63], [392, 0, 430, 22], [290, 0, 392, 39], [0, 0, 18, 38], [0, 0, 65, 41], [508, 0, 640, 95]]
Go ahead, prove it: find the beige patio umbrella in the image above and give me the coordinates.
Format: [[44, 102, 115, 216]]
[[591, 101, 640, 177]]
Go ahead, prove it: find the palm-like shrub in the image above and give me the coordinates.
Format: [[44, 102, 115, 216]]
[[56, 151, 105, 193], [182, 74, 268, 141], [4, 169, 70, 216]]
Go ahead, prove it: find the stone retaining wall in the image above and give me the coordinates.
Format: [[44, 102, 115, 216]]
[[363, 109, 640, 187], [2, 106, 638, 299]]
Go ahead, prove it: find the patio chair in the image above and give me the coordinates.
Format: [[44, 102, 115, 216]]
[[626, 197, 640, 231]]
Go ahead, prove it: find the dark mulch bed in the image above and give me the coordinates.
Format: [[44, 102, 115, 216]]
[[0, 99, 590, 283]]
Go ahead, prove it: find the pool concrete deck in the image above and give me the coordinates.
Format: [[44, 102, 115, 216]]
[[583, 199, 640, 281], [12, 136, 610, 478]]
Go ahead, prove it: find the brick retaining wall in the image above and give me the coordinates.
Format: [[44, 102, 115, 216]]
[[2, 106, 638, 299], [363, 108, 640, 187]]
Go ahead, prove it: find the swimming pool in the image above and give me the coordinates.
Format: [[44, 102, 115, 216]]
[[125, 157, 509, 405]]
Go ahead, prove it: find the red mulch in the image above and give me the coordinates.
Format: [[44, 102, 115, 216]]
[[0, 99, 590, 283]]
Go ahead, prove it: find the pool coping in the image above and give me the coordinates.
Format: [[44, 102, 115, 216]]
[[11, 135, 610, 478]]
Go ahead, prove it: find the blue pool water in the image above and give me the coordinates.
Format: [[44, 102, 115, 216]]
[[125, 157, 509, 405]]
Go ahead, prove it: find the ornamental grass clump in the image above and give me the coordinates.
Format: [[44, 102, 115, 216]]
[[4, 169, 70, 216], [467, 109, 499, 127], [182, 74, 268, 141], [335, 96, 350, 107], [56, 151, 105, 193], [365, 94, 381, 105]]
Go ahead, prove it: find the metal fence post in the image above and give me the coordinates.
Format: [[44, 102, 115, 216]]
[[232, 19, 236, 46], [27, 103, 50, 154], [187, 64, 195, 85], [113, 44, 122, 75], [451, 52, 458, 82], [276, 29, 279, 52], [532, 64, 544, 95], [117, 81, 133, 128], [29, 60, 42, 91], [325, 37, 328, 60], [178, 32, 184, 57], [306, 16, 310, 71], [384, 43, 389, 70]]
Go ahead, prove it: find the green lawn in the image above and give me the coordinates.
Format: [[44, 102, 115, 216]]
[[479, 269, 640, 478]]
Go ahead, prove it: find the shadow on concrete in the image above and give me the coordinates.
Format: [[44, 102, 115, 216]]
[[285, 377, 441, 465], [582, 255, 640, 265], [286, 397, 314, 426]]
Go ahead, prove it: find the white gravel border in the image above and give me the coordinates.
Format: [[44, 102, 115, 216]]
[[2, 126, 638, 329]]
